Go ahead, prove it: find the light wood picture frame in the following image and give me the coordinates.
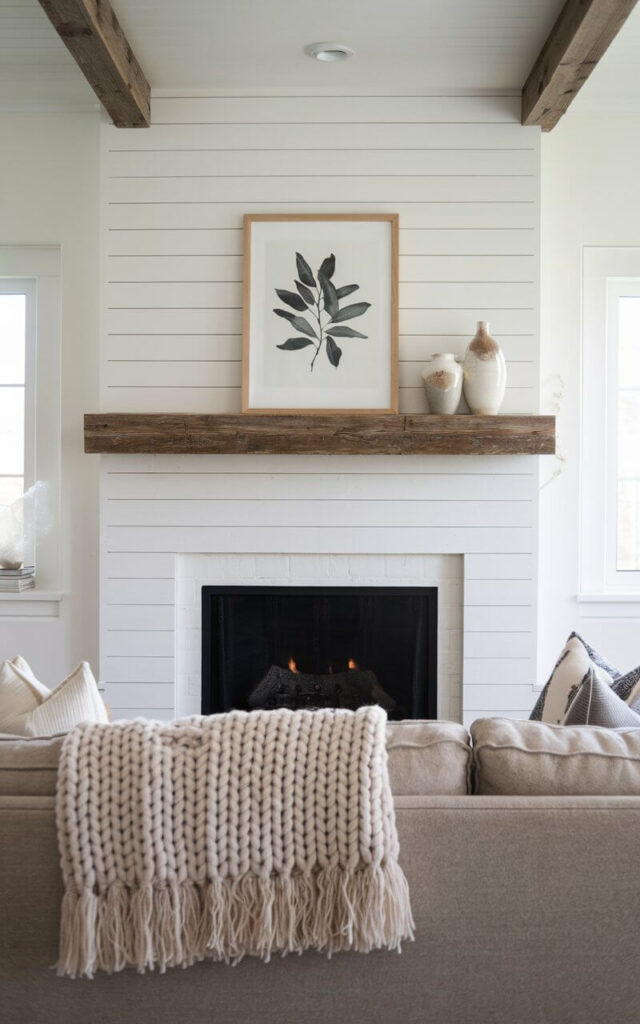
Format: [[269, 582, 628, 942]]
[[242, 214, 399, 414]]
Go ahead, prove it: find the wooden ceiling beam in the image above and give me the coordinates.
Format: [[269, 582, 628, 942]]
[[38, 0, 150, 127], [522, 0, 639, 131]]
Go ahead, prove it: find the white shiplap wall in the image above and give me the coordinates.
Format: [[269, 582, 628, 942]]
[[100, 93, 540, 726]]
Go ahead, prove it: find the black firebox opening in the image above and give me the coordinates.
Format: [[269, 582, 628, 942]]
[[201, 586, 437, 720]]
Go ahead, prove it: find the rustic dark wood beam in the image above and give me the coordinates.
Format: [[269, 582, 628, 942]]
[[38, 0, 150, 127], [522, 0, 638, 131], [84, 413, 556, 457]]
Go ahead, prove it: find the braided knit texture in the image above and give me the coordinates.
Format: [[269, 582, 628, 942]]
[[56, 706, 413, 977]]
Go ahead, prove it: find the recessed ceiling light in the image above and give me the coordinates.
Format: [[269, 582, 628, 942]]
[[304, 42, 355, 63]]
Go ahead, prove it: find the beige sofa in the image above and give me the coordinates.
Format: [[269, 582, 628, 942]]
[[2, 718, 640, 1024]]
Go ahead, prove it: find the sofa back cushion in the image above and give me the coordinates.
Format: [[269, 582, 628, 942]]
[[0, 732, 63, 796], [386, 720, 470, 794], [471, 717, 640, 795]]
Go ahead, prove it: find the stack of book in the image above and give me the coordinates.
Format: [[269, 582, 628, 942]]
[[0, 566, 35, 592]]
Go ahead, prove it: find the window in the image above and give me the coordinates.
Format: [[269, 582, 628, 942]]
[[0, 247, 61, 597], [582, 248, 640, 599], [0, 280, 36, 514]]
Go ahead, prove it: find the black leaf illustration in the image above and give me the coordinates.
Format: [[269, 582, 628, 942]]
[[318, 254, 335, 280], [274, 251, 370, 372], [295, 280, 315, 305], [296, 252, 316, 288], [277, 337, 315, 350], [326, 336, 342, 367], [326, 325, 368, 339], [319, 274, 339, 319], [275, 288, 308, 312], [273, 309, 318, 339], [335, 284, 359, 299], [330, 301, 371, 323]]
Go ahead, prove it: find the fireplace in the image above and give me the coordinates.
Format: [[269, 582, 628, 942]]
[[201, 586, 437, 720]]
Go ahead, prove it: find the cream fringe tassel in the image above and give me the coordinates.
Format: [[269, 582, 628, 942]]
[[58, 863, 414, 978]]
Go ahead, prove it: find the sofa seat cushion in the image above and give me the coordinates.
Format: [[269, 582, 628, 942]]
[[386, 719, 471, 795], [471, 717, 640, 795], [0, 732, 63, 796]]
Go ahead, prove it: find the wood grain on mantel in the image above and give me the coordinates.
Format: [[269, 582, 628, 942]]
[[84, 413, 555, 456]]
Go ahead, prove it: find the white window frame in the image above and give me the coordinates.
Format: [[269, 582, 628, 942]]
[[0, 246, 61, 605], [581, 247, 640, 608]]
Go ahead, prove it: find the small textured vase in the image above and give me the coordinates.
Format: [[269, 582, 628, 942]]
[[421, 353, 463, 414], [462, 321, 506, 415]]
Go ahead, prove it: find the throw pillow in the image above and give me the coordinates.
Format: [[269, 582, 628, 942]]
[[611, 666, 640, 707], [530, 632, 617, 724], [0, 657, 50, 735], [563, 667, 640, 728], [23, 662, 108, 737]]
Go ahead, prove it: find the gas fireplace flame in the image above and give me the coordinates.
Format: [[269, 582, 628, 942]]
[[348, 658, 358, 670], [288, 657, 298, 674]]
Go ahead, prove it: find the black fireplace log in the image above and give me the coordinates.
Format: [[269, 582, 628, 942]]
[[247, 664, 397, 714]]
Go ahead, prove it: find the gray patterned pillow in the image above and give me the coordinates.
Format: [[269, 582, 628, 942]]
[[530, 633, 617, 724], [611, 665, 640, 707], [563, 668, 640, 728]]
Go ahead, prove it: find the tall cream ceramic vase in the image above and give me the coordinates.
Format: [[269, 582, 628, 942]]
[[421, 353, 463, 414], [462, 321, 506, 415]]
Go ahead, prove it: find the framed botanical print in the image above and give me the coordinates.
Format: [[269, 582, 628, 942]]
[[242, 214, 398, 413]]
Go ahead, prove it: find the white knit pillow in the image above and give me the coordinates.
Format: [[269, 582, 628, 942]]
[[0, 657, 51, 735], [23, 662, 108, 737]]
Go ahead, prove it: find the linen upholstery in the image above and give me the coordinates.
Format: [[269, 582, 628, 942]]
[[0, 732, 63, 796], [386, 719, 470, 794], [3, 793, 640, 1024], [472, 717, 640, 795]]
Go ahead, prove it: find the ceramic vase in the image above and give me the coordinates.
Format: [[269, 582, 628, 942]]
[[421, 353, 463, 414], [462, 321, 506, 415]]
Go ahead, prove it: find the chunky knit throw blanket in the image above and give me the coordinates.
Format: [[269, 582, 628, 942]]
[[56, 706, 413, 978]]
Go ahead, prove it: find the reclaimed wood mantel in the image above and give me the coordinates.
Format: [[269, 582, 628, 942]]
[[84, 413, 556, 456]]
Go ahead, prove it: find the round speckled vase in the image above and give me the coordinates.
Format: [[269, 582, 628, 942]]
[[462, 321, 506, 415], [421, 353, 463, 414]]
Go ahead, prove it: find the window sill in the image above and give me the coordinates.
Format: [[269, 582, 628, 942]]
[[0, 590, 62, 618], [577, 593, 640, 618]]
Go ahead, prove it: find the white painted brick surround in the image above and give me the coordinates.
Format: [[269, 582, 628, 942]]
[[175, 553, 463, 721], [99, 92, 541, 727]]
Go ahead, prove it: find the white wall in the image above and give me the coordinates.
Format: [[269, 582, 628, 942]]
[[100, 92, 542, 725], [540, 111, 640, 676], [0, 111, 100, 681]]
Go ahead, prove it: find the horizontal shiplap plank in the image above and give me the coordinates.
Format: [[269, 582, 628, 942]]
[[464, 631, 536, 659], [105, 307, 537, 336], [463, 684, 534, 711], [149, 95, 521, 125], [109, 175, 536, 205], [465, 579, 535, 605], [463, 658, 535, 685], [106, 280, 533, 310], [103, 359, 535, 391], [103, 603, 175, 629], [106, 120, 535, 152], [103, 552, 176, 578], [104, 498, 534, 530], [101, 385, 536, 416], [103, 683, 175, 708], [104, 578, 176, 604], [106, 253, 536, 283], [104, 471, 534, 502], [464, 552, 535, 580], [108, 225, 532, 250], [102, 452, 537, 475], [103, 630, 175, 657], [464, 605, 533, 632], [107, 147, 536, 178], [104, 334, 536, 364], [104, 656, 175, 683], [105, 524, 534, 555]]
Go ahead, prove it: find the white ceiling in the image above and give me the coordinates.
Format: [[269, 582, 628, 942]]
[[0, 0, 639, 111]]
